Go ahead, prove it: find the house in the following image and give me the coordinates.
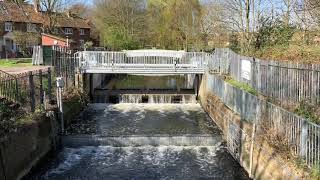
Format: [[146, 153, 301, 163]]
[[43, 13, 91, 50], [0, 1, 43, 57], [0, 1, 92, 58]]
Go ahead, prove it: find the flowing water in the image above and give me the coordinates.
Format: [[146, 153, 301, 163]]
[[28, 104, 250, 180], [120, 94, 197, 104]]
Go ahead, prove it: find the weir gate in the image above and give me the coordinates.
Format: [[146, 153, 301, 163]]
[[76, 50, 207, 103]]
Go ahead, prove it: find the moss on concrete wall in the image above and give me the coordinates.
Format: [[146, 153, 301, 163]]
[[0, 114, 54, 180]]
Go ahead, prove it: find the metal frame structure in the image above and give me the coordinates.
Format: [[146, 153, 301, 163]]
[[75, 51, 209, 74]]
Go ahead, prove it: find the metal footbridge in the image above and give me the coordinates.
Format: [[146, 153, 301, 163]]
[[76, 50, 210, 74]]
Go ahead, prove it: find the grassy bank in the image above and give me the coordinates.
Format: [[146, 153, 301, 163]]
[[0, 58, 32, 67], [247, 45, 320, 63]]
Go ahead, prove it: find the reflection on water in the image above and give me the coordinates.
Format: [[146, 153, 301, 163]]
[[99, 74, 195, 90]]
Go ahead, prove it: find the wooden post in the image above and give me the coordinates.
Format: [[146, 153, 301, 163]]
[[48, 67, 52, 101], [28, 71, 35, 112], [39, 70, 44, 107], [15, 78, 19, 102]]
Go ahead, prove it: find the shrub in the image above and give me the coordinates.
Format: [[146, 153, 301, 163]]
[[255, 17, 296, 50]]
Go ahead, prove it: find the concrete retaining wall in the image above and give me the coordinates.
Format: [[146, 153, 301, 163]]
[[0, 96, 85, 180], [0, 115, 54, 180], [199, 73, 306, 179]]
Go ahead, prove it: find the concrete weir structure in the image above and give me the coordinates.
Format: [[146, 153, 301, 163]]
[[15, 49, 310, 179]]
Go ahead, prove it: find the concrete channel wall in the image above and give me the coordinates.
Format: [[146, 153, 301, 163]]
[[0, 100, 85, 180], [0, 115, 55, 180], [199, 73, 307, 179]]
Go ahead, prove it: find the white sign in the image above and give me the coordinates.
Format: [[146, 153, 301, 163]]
[[241, 60, 252, 80]]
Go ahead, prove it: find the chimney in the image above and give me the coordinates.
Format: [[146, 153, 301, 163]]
[[33, 0, 40, 13]]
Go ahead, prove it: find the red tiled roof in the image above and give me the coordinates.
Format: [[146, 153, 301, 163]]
[[0, 2, 43, 23], [55, 15, 91, 29], [42, 13, 91, 29], [0, 2, 90, 29]]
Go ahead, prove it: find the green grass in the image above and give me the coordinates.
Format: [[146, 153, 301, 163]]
[[225, 78, 259, 95], [294, 101, 320, 125], [0, 58, 32, 67]]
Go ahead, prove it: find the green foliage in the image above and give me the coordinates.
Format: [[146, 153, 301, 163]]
[[225, 78, 258, 95], [93, 0, 202, 50], [84, 41, 94, 50], [102, 28, 140, 50], [63, 87, 89, 107], [229, 33, 241, 52], [255, 18, 296, 50], [0, 99, 31, 136], [311, 164, 320, 179], [12, 31, 40, 57], [294, 100, 320, 124]]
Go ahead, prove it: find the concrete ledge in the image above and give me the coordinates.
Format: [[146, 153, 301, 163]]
[[62, 134, 222, 147]]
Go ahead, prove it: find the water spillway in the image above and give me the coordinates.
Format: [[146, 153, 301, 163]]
[[27, 104, 249, 179], [90, 74, 198, 104]]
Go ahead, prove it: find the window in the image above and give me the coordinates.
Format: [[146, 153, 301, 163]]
[[5, 22, 12, 32], [80, 39, 85, 48], [65, 28, 73, 35], [80, 29, 85, 35], [27, 23, 37, 32]]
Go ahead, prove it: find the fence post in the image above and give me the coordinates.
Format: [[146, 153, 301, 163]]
[[39, 70, 44, 107], [300, 120, 308, 158], [28, 71, 35, 112], [48, 67, 52, 101], [14, 78, 19, 102], [311, 64, 316, 104]]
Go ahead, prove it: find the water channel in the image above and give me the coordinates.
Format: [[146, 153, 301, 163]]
[[26, 75, 250, 180]]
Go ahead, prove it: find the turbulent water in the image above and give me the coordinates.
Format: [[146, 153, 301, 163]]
[[120, 94, 196, 104], [28, 104, 250, 180]]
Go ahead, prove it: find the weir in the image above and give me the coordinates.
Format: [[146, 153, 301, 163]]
[[28, 102, 250, 179], [26, 51, 250, 179]]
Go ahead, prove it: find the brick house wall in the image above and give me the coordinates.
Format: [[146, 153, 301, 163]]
[[58, 27, 90, 50]]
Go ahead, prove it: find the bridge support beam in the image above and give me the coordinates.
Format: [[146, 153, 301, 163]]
[[194, 74, 202, 100]]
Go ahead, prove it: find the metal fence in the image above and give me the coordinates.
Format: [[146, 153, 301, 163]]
[[205, 73, 320, 169], [0, 68, 53, 112], [206, 98, 298, 179], [52, 46, 78, 88], [210, 48, 320, 106]]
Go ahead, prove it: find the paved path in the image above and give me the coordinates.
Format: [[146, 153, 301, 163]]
[[0, 66, 51, 74]]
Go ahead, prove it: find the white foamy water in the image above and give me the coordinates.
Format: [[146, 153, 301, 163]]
[[29, 104, 249, 180], [38, 145, 249, 180], [120, 94, 196, 104]]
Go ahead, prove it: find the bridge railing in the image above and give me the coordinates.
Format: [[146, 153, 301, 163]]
[[76, 51, 209, 73]]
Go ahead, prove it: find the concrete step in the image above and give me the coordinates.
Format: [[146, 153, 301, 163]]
[[62, 134, 222, 148]]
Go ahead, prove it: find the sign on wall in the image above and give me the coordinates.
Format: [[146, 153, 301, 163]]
[[241, 60, 252, 80]]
